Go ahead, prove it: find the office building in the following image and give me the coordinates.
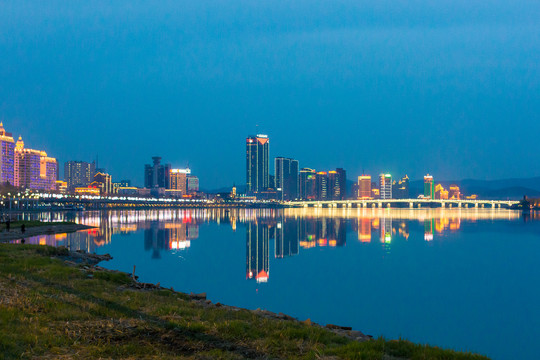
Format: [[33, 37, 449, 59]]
[[435, 184, 449, 200], [170, 168, 191, 195], [299, 168, 316, 200], [91, 172, 113, 194], [0, 122, 15, 185], [15, 136, 57, 191], [358, 175, 372, 199], [65, 160, 96, 190], [246, 135, 269, 195], [316, 171, 328, 200], [424, 174, 434, 199], [379, 174, 392, 199], [392, 175, 410, 199], [328, 168, 346, 200], [275, 157, 299, 200], [187, 175, 199, 193], [144, 157, 171, 189]]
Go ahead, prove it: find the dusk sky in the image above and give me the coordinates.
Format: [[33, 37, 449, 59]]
[[1, 1, 539, 189]]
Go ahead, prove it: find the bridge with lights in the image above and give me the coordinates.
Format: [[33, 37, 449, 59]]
[[284, 199, 520, 209]]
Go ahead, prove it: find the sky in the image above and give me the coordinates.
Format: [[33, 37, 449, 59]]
[[1, 1, 539, 189]]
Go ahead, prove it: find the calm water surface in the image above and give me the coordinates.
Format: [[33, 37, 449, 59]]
[[19, 208, 540, 360]]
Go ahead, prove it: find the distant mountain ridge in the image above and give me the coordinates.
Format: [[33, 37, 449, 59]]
[[205, 177, 540, 200]]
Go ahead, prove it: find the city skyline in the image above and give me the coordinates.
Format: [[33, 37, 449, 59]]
[[1, 2, 539, 188]]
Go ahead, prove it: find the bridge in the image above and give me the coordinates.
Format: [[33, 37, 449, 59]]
[[285, 199, 520, 209]]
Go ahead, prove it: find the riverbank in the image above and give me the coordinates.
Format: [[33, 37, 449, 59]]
[[0, 244, 489, 359], [0, 221, 94, 243]]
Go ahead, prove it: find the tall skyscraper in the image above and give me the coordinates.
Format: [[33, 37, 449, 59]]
[[246, 135, 269, 195], [299, 168, 316, 200], [144, 157, 171, 189], [274, 157, 299, 201], [187, 175, 199, 193], [392, 175, 410, 199], [335, 168, 347, 200], [170, 168, 190, 194], [424, 174, 434, 199], [0, 122, 15, 185], [358, 175, 372, 199], [65, 160, 96, 190], [316, 171, 328, 200], [379, 174, 392, 199]]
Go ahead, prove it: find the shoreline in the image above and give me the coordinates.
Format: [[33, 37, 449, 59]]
[[0, 223, 95, 243], [0, 243, 489, 359]]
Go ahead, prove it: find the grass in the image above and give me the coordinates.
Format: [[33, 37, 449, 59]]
[[0, 220, 76, 231], [0, 244, 491, 359]]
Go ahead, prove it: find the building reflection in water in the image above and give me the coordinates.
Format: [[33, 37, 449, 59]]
[[16, 208, 521, 283]]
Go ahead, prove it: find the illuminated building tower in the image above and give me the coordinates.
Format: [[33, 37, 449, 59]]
[[328, 168, 346, 200], [65, 160, 96, 190], [449, 185, 461, 200], [144, 157, 171, 189], [435, 184, 449, 200], [299, 168, 316, 200], [392, 175, 409, 199], [379, 174, 392, 199], [187, 175, 199, 193], [246, 135, 269, 195], [424, 174, 435, 199], [275, 157, 299, 201], [170, 168, 191, 195], [15, 136, 57, 191], [0, 122, 15, 185], [316, 171, 328, 200], [337, 168, 347, 200], [91, 172, 113, 194], [246, 222, 270, 283], [357, 175, 371, 199]]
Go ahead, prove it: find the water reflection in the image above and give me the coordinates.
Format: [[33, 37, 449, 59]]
[[17, 207, 522, 275]]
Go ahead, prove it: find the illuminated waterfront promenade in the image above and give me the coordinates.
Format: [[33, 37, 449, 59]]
[[0, 192, 520, 210]]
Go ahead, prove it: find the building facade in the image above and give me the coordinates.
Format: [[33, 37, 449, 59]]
[[274, 157, 299, 201], [170, 168, 191, 195], [144, 157, 171, 189], [0, 123, 15, 185], [15, 136, 57, 191], [65, 160, 96, 190], [246, 135, 269, 195], [316, 171, 328, 200], [379, 174, 392, 199], [358, 175, 372, 199], [392, 175, 410, 199], [424, 174, 434, 199], [299, 168, 316, 200]]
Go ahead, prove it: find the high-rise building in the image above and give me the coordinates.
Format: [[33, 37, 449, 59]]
[[379, 174, 392, 199], [187, 175, 199, 193], [246, 135, 269, 195], [0, 122, 15, 185], [424, 174, 434, 199], [65, 160, 96, 190], [435, 184, 449, 200], [14, 136, 57, 191], [274, 157, 299, 201], [316, 171, 328, 200], [358, 175, 372, 199], [144, 157, 171, 189], [335, 168, 347, 200], [170, 168, 191, 195], [299, 168, 316, 200], [392, 175, 409, 199], [327, 168, 346, 200]]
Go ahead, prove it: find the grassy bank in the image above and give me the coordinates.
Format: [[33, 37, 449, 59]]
[[0, 220, 76, 231], [0, 244, 489, 360]]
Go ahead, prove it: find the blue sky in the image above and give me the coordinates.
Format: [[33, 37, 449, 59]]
[[1, 1, 539, 188]]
